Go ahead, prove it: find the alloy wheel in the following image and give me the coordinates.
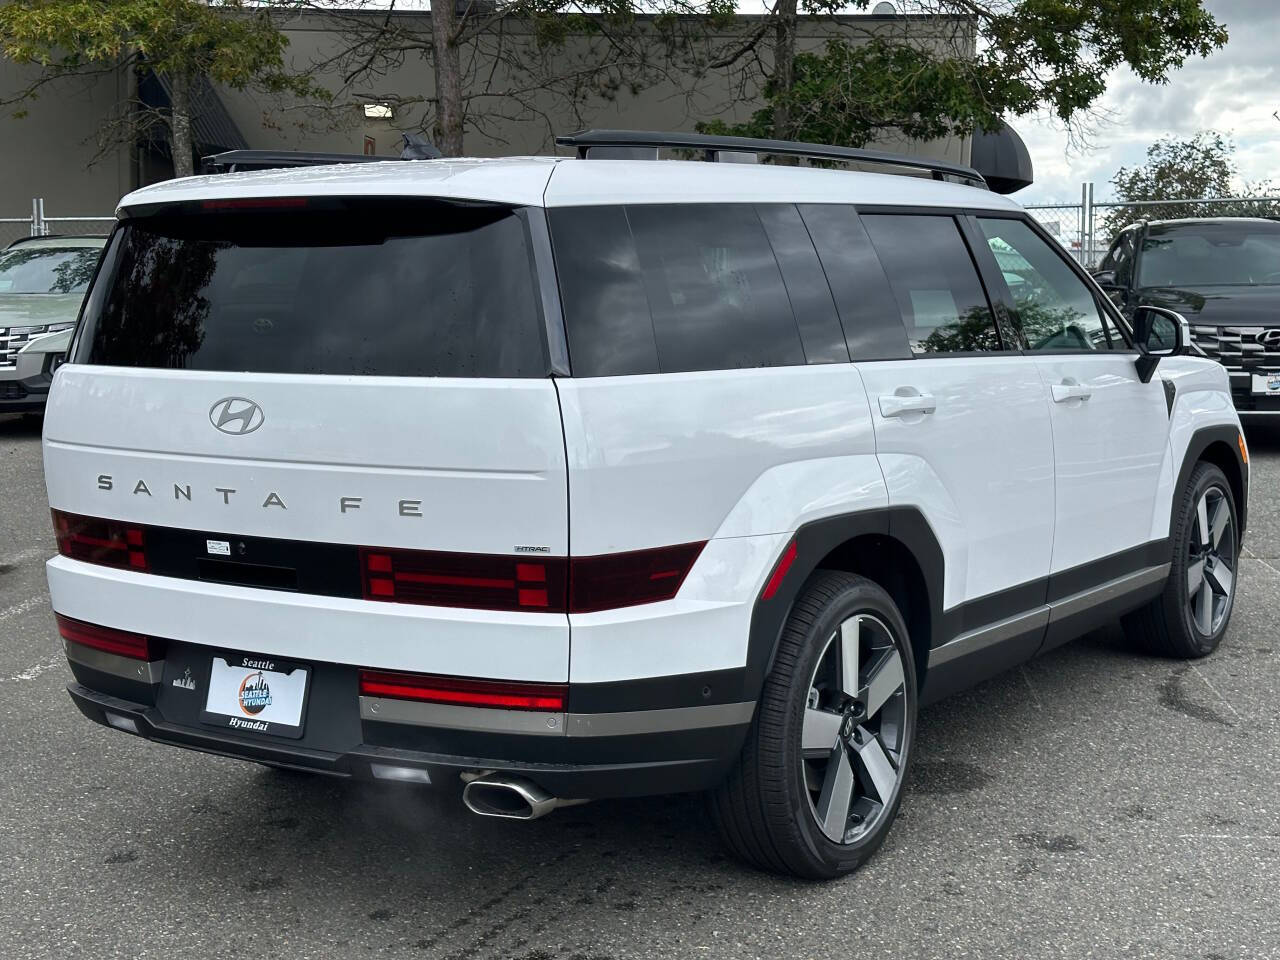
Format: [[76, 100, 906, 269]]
[[1187, 484, 1236, 637], [801, 613, 909, 845]]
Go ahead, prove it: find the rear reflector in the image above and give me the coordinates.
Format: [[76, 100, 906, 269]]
[[52, 510, 148, 572], [56, 613, 152, 661], [760, 539, 797, 601], [359, 670, 567, 711]]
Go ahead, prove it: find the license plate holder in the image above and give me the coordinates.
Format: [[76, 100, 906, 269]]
[[1251, 373, 1280, 396], [200, 652, 310, 739]]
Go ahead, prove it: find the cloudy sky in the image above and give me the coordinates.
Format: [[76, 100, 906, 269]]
[[1013, 0, 1280, 204]]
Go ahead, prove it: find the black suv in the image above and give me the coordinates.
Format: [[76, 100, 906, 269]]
[[1093, 217, 1280, 417]]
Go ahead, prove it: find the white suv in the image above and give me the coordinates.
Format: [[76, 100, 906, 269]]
[[44, 131, 1247, 879]]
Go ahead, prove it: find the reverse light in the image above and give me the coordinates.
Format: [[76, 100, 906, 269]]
[[359, 670, 567, 711], [56, 613, 152, 661], [52, 510, 148, 572]]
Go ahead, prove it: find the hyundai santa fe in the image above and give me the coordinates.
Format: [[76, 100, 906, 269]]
[[44, 130, 1247, 878]]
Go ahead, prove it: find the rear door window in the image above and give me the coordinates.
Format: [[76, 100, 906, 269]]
[[860, 214, 1001, 354], [798, 205, 911, 361], [78, 200, 548, 378], [549, 204, 815, 376]]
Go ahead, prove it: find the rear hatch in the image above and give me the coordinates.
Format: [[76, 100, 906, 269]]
[[44, 194, 570, 681]]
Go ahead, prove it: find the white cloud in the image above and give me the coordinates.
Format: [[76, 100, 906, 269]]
[[1013, 0, 1280, 204]]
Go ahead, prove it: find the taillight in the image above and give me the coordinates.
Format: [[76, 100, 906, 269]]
[[359, 542, 706, 614], [56, 614, 152, 660], [359, 670, 566, 711], [51, 510, 148, 572], [568, 541, 706, 613], [360, 548, 568, 612]]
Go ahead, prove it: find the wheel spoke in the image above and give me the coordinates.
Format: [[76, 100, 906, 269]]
[[1186, 557, 1206, 597], [852, 729, 898, 804], [1197, 495, 1211, 547], [815, 745, 856, 842], [859, 647, 905, 720], [1206, 559, 1233, 598], [1208, 499, 1229, 550], [1194, 579, 1213, 634], [802, 707, 843, 754], [840, 617, 860, 698]]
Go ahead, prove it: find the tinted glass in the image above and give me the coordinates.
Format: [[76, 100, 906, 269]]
[[550, 204, 809, 376], [0, 246, 101, 294], [627, 204, 805, 373], [1139, 222, 1280, 286], [549, 206, 660, 376], [80, 202, 546, 377], [755, 205, 848, 364], [860, 215, 999, 354], [798, 205, 910, 360], [978, 218, 1112, 351]]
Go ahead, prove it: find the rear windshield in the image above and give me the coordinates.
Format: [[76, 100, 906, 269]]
[[1139, 223, 1280, 287], [0, 246, 101, 294], [77, 201, 547, 377]]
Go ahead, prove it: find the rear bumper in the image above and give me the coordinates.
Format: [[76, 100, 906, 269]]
[[64, 641, 753, 799]]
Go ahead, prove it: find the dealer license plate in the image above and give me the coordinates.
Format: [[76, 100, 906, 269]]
[[201, 653, 310, 739], [1251, 373, 1280, 396]]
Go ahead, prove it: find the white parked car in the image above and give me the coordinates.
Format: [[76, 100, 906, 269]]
[[0, 235, 105, 413], [43, 132, 1246, 878]]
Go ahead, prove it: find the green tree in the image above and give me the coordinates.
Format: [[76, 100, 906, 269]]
[[1102, 132, 1280, 239], [0, 0, 324, 177], [700, 0, 1228, 151]]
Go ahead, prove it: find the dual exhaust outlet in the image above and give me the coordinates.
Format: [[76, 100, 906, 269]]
[[461, 774, 586, 821]]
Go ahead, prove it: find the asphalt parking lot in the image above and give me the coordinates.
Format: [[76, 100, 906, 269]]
[[2, 412, 1278, 960]]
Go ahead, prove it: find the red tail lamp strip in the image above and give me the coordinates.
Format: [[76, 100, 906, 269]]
[[359, 547, 568, 612], [56, 614, 152, 661], [359, 670, 567, 711], [761, 539, 798, 601], [51, 509, 148, 572]]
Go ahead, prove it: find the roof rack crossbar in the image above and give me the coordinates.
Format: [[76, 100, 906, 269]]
[[555, 129, 987, 189], [201, 149, 401, 174]]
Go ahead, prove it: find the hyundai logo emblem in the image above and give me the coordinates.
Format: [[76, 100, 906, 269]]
[[1259, 329, 1280, 348], [209, 397, 265, 435]]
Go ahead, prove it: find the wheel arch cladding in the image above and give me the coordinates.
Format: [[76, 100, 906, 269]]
[[744, 508, 943, 701], [1177, 425, 1247, 537]]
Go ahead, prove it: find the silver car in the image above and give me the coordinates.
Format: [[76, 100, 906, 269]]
[[0, 235, 105, 413]]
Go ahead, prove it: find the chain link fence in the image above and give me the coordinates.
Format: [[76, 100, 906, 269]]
[[0, 199, 115, 249], [1027, 188, 1280, 269]]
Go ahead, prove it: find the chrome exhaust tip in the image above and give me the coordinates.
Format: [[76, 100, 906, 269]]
[[462, 775, 575, 820]]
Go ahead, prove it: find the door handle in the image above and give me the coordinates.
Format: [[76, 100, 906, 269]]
[[1051, 379, 1092, 403], [878, 392, 937, 418]]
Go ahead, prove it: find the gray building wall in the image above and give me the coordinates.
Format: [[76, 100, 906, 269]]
[[0, 11, 972, 222]]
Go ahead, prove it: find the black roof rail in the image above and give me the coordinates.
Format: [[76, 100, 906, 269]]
[[201, 149, 400, 174], [555, 129, 987, 189]]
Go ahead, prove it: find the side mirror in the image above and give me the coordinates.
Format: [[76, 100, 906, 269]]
[[1132, 305, 1185, 383], [1091, 269, 1117, 287]]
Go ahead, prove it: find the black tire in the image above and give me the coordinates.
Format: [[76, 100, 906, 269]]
[[1123, 462, 1239, 659], [708, 570, 918, 879]]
